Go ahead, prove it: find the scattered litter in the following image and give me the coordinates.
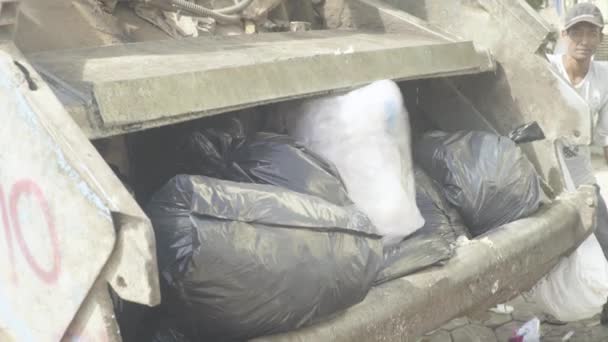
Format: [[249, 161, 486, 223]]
[[333, 46, 354, 55], [490, 304, 514, 315], [562, 330, 575, 341], [491, 280, 500, 294], [509, 317, 540, 342]]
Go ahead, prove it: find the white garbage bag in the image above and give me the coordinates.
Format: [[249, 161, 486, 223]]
[[531, 234, 608, 321], [284, 80, 424, 245]]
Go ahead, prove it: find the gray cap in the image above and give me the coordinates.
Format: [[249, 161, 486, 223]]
[[565, 3, 604, 30]]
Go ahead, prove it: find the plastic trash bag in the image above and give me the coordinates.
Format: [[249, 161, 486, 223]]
[[531, 234, 608, 322], [508, 122, 546, 144], [178, 128, 351, 206], [509, 318, 541, 342], [375, 167, 467, 284], [413, 166, 469, 241], [147, 175, 382, 341], [284, 80, 424, 245], [110, 288, 152, 342], [414, 130, 542, 236], [150, 322, 192, 342], [177, 116, 248, 179]]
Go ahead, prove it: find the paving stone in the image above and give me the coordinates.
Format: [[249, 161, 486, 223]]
[[483, 312, 513, 329], [441, 317, 469, 331], [541, 323, 581, 340], [506, 295, 529, 307], [589, 324, 608, 341], [511, 303, 547, 323], [506, 295, 548, 323], [584, 319, 601, 328], [451, 324, 497, 342], [424, 329, 439, 336], [468, 311, 490, 325], [418, 330, 452, 342], [566, 330, 591, 342], [494, 321, 521, 341]]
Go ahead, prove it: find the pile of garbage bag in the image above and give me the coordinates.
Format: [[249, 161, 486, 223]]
[[147, 175, 382, 340], [136, 81, 548, 340], [414, 130, 543, 237]]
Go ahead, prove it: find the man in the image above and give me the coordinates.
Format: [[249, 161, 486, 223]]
[[548, 3, 608, 162], [548, 2, 608, 258], [547, 3, 608, 325]]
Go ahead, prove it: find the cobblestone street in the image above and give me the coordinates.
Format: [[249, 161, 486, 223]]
[[420, 296, 608, 341]]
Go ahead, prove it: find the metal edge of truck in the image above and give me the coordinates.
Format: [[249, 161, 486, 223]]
[[0, 1, 161, 338], [1, 40, 161, 341], [253, 186, 596, 342], [27, 30, 495, 140]]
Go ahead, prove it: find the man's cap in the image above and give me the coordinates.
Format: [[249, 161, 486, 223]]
[[565, 3, 604, 30]]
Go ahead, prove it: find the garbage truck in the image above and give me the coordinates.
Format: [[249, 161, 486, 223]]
[[0, 0, 600, 340]]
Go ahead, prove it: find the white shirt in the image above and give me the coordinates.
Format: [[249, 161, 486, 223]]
[[548, 54, 608, 147]]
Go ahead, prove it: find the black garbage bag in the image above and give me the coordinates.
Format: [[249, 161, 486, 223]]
[[414, 130, 542, 237], [375, 167, 468, 285], [508, 122, 546, 144], [150, 322, 192, 342], [109, 287, 151, 342], [147, 175, 383, 341], [178, 124, 351, 206], [229, 132, 351, 205], [177, 116, 249, 179]]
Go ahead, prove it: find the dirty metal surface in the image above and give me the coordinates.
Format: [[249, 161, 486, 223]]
[[7, 41, 160, 309], [0, 50, 116, 341], [28, 30, 494, 138], [61, 279, 122, 342]]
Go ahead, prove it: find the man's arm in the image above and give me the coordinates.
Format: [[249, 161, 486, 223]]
[[598, 103, 608, 163]]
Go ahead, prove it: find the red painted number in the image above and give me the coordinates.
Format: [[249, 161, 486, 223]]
[[1, 180, 60, 284]]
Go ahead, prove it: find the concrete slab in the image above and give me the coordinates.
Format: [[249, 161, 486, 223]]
[[28, 30, 494, 138]]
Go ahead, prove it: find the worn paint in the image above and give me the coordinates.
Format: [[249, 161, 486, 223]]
[[0, 50, 116, 341], [0, 53, 111, 221]]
